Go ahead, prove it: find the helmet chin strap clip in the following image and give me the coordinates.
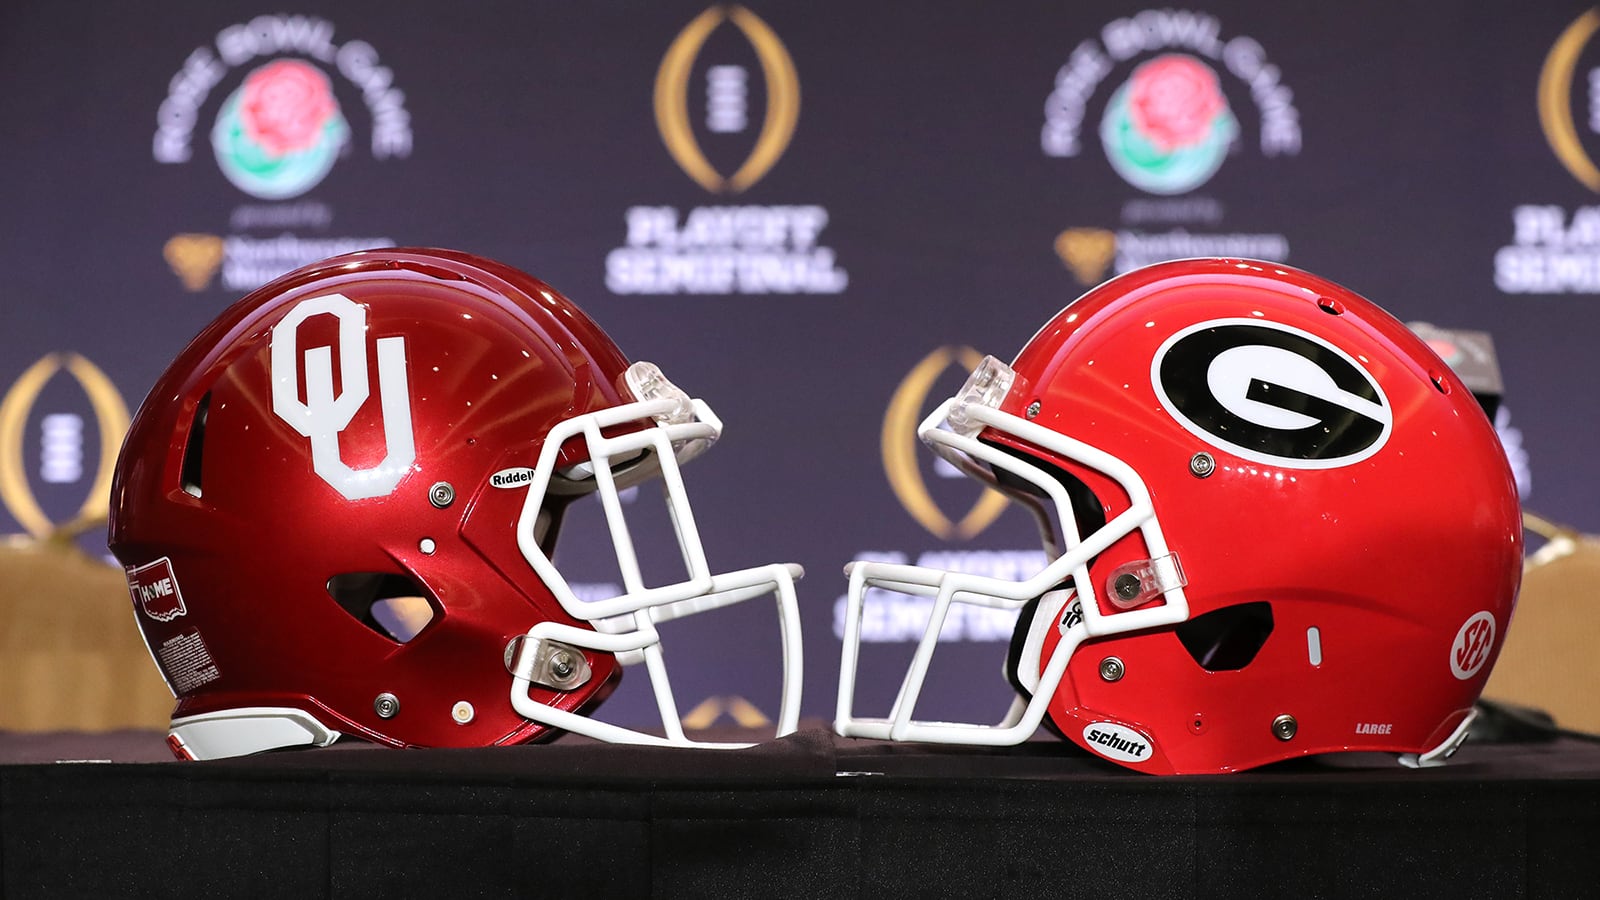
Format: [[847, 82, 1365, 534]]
[[505, 634, 593, 691], [1105, 553, 1187, 610]]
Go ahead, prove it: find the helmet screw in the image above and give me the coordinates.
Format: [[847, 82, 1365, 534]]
[[1272, 714, 1298, 741], [1189, 452, 1215, 478], [1099, 656, 1125, 682], [1113, 573, 1142, 602], [1026, 400, 1042, 419], [374, 692, 401, 719], [550, 651, 577, 682], [451, 701, 475, 725], [429, 482, 456, 508]]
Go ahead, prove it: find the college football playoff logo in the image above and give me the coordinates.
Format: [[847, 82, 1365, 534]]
[[883, 347, 1008, 539], [1539, 8, 1600, 190], [0, 354, 129, 539], [655, 5, 799, 193]]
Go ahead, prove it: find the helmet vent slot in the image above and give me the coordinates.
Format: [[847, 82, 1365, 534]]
[[1174, 601, 1274, 671], [327, 572, 437, 643], [180, 392, 210, 498]]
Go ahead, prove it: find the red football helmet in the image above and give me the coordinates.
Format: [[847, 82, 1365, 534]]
[[110, 248, 802, 759], [836, 258, 1522, 773]]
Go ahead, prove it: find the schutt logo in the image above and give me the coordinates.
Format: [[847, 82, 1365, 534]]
[[1082, 722, 1153, 762]]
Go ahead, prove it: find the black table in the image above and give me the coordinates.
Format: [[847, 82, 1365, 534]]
[[2, 726, 1597, 898]]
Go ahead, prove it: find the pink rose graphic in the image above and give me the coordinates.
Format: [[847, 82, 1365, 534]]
[[1127, 55, 1227, 152], [239, 60, 338, 156]]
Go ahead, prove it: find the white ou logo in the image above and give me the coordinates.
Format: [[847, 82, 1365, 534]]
[[270, 293, 415, 500]]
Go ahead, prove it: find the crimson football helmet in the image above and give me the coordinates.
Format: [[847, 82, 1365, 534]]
[[110, 248, 802, 758], [835, 258, 1522, 773]]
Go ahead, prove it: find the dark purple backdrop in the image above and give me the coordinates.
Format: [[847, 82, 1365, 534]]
[[0, 1, 1586, 728]]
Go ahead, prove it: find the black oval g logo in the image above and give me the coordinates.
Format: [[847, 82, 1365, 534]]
[[1152, 319, 1391, 468]]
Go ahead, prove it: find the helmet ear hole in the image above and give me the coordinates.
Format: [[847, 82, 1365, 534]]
[[1173, 602, 1274, 671], [179, 392, 210, 498], [326, 572, 438, 643]]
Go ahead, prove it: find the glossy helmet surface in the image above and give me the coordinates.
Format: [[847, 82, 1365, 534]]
[[111, 248, 801, 759], [836, 258, 1521, 774]]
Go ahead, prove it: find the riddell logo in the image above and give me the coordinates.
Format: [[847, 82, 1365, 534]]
[[127, 557, 188, 622], [490, 467, 535, 489], [1082, 722, 1154, 763]]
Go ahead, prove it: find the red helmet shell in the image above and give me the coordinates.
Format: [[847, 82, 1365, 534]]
[[110, 248, 634, 749], [995, 259, 1521, 772]]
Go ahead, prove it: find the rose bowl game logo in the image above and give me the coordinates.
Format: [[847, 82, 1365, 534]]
[[151, 15, 411, 292], [1039, 9, 1300, 284], [1100, 54, 1237, 195], [212, 59, 350, 200]]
